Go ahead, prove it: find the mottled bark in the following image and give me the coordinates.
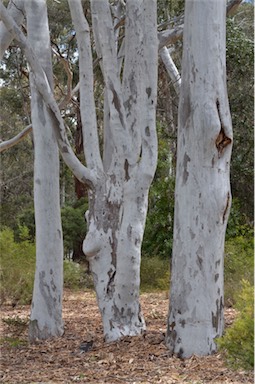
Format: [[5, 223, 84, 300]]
[[25, 0, 64, 341], [166, 0, 233, 357], [71, 0, 158, 341], [1, 0, 158, 342]]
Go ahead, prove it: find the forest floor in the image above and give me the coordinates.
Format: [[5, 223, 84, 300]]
[[0, 290, 254, 384]]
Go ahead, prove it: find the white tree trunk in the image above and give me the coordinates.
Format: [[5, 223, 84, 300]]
[[81, 0, 158, 341], [1, 0, 158, 342], [25, 0, 64, 341], [166, 0, 233, 357]]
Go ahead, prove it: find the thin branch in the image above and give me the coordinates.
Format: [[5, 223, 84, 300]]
[[160, 46, 181, 96], [0, 124, 32, 152], [0, 2, 96, 188], [158, 0, 242, 49], [54, 50, 73, 109], [227, 0, 242, 16]]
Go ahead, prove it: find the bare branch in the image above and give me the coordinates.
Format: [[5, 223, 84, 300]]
[[52, 47, 74, 110], [227, 0, 242, 16], [0, 1, 96, 188], [0, 0, 24, 59], [91, 0, 129, 158], [0, 124, 32, 152], [160, 46, 181, 95], [158, 0, 242, 49], [68, 0, 103, 172]]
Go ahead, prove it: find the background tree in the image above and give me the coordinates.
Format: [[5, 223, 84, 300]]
[[226, 5, 254, 223]]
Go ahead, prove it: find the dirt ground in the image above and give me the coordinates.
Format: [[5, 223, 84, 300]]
[[0, 290, 253, 384]]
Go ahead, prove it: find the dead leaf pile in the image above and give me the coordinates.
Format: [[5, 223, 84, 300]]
[[0, 290, 253, 383]]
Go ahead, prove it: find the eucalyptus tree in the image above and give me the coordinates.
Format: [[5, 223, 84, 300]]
[[0, 0, 158, 342], [166, 0, 233, 357], [25, 0, 64, 341]]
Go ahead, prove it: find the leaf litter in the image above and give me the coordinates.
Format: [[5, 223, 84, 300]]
[[0, 290, 253, 384]]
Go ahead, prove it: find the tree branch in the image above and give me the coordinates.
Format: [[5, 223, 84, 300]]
[[91, 0, 129, 159], [135, 0, 158, 183], [0, 0, 24, 59], [0, 124, 32, 152], [0, 1, 96, 189], [68, 0, 103, 172], [160, 46, 181, 95], [158, 0, 242, 49]]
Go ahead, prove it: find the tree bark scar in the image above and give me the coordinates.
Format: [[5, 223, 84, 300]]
[[215, 100, 232, 156], [124, 159, 130, 181], [106, 270, 116, 297], [222, 191, 230, 224], [109, 81, 125, 127]]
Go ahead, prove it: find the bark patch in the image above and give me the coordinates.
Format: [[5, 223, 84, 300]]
[[211, 296, 223, 333], [215, 100, 232, 156], [106, 270, 116, 297], [124, 159, 130, 181], [146, 87, 152, 98], [145, 126, 150, 137], [222, 192, 230, 224], [109, 81, 124, 127], [182, 153, 190, 185]]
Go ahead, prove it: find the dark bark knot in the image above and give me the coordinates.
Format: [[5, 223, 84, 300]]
[[124, 159, 130, 181], [215, 100, 232, 156], [146, 87, 152, 98], [211, 296, 223, 333], [106, 270, 116, 297]]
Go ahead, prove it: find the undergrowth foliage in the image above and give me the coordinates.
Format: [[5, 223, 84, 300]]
[[224, 234, 254, 306], [0, 227, 89, 305], [0, 227, 35, 305], [217, 280, 254, 370], [1, 226, 254, 373]]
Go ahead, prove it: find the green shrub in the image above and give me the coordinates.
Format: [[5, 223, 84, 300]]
[[224, 235, 254, 306], [64, 260, 93, 289], [143, 125, 175, 260], [0, 227, 36, 305], [0, 227, 93, 305], [140, 256, 170, 292], [61, 198, 87, 258], [217, 280, 254, 370]]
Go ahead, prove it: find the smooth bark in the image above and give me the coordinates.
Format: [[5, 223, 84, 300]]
[[1, 0, 158, 342], [0, 1, 96, 188], [74, 0, 158, 341], [25, 0, 64, 341], [166, 0, 233, 357]]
